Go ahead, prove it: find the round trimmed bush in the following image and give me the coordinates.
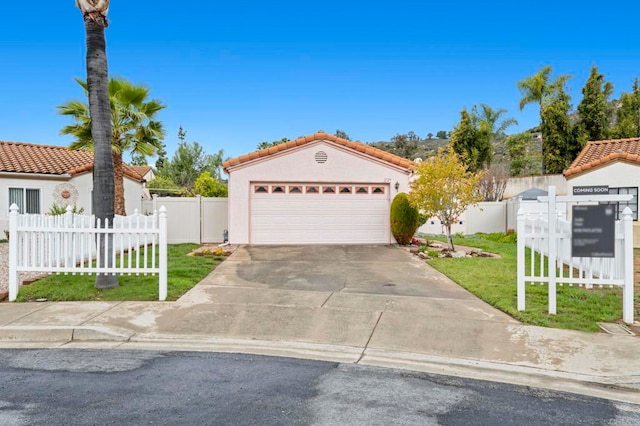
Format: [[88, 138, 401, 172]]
[[390, 192, 420, 245]]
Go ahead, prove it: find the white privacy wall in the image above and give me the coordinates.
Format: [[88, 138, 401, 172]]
[[141, 196, 229, 244], [226, 140, 412, 244]]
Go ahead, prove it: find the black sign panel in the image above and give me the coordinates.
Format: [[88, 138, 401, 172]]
[[571, 204, 615, 258], [572, 186, 609, 195]]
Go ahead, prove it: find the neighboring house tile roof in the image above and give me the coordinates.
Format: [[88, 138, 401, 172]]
[[0, 141, 143, 180], [564, 137, 640, 178], [131, 165, 153, 179], [222, 131, 416, 173]]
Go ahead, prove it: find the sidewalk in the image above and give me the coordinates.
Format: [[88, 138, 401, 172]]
[[1, 249, 640, 404]]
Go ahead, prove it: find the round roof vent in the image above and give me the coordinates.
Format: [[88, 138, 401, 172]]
[[315, 151, 328, 164]]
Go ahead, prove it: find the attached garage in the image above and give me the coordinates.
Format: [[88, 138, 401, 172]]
[[250, 182, 390, 244], [223, 131, 415, 245]]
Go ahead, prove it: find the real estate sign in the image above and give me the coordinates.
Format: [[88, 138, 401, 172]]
[[571, 204, 615, 258], [572, 185, 609, 195]]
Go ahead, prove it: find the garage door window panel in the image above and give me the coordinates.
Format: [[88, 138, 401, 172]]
[[372, 187, 385, 194], [305, 186, 319, 194], [339, 186, 352, 194], [272, 185, 285, 193], [323, 186, 336, 194], [288, 186, 302, 194]]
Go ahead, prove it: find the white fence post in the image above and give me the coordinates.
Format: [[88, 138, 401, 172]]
[[547, 186, 557, 315], [622, 207, 634, 324], [517, 208, 526, 311], [158, 206, 168, 301], [8, 204, 19, 301]]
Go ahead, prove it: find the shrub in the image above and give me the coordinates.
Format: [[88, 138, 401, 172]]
[[390, 192, 420, 245], [49, 204, 85, 215]]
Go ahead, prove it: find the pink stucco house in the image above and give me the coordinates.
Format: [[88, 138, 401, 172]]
[[222, 131, 415, 245]]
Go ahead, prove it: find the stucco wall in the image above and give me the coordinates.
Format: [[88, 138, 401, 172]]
[[504, 174, 567, 199], [1, 172, 144, 233], [227, 141, 412, 244], [417, 202, 506, 236]]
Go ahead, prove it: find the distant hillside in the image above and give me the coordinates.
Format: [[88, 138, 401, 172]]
[[367, 138, 449, 161]]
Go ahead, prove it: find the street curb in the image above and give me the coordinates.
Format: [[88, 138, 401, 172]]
[[1, 328, 639, 404], [0, 326, 133, 342], [358, 349, 640, 404]]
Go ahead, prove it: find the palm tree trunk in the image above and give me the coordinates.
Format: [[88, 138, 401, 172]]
[[112, 151, 126, 215], [84, 12, 118, 289]]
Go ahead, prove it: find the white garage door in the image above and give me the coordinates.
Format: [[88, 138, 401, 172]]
[[250, 183, 391, 244]]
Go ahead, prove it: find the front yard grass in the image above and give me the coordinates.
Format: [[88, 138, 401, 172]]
[[424, 234, 625, 332], [15, 244, 223, 302]]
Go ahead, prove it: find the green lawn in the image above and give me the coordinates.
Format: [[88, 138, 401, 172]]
[[15, 244, 224, 302], [422, 234, 626, 332]]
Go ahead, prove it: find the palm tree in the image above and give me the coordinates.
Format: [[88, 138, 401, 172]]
[[59, 78, 166, 215], [75, 0, 117, 289], [517, 66, 570, 173], [474, 104, 518, 136]]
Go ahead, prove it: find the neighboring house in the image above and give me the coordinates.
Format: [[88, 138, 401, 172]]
[[0, 141, 145, 233], [564, 137, 640, 246], [131, 165, 155, 184], [222, 131, 415, 244]]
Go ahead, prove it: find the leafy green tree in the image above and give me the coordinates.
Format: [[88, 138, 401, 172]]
[[575, 65, 613, 148], [390, 131, 421, 159], [146, 175, 182, 195], [154, 141, 168, 170], [257, 138, 289, 150], [450, 108, 491, 172], [334, 129, 351, 140], [518, 66, 571, 173], [505, 132, 542, 176], [59, 78, 166, 215], [165, 141, 209, 191], [193, 171, 228, 197], [205, 149, 225, 181], [75, 0, 116, 289], [541, 84, 574, 173], [436, 130, 448, 139], [130, 151, 148, 166], [408, 148, 484, 251], [427, 132, 434, 140], [612, 78, 640, 138]]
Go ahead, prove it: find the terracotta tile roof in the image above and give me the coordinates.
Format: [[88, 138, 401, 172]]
[[131, 165, 153, 178], [0, 141, 143, 181], [564, 137, 640, 178], [222, 131, 416, 173]]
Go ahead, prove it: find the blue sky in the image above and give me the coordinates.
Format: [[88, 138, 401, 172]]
[[2, 2, 640, 162]]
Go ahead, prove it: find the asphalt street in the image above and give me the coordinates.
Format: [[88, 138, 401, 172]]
[[0, 349, 638, 425]]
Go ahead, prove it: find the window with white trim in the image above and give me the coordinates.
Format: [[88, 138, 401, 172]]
[[601, 187, 638, 220], [9, 188, 41, 214]]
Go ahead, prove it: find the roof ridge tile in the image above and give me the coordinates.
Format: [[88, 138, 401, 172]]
[[223, 132, 415, 172]]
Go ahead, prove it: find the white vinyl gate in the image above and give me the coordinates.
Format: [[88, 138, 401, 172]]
[[142, 196, 228, 244]]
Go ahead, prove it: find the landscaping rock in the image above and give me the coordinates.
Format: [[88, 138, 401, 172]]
[[452, 251, 467, 258]]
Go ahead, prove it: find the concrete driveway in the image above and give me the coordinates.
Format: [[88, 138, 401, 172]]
[[191, 245, 475, 299]]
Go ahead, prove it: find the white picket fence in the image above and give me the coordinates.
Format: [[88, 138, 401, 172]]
[[516, 188, 634, 324], [8, 204, 168, 302]]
